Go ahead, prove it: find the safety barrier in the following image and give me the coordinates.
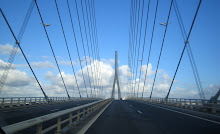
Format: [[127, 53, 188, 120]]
[[127, 97, 220, 114], [2, 98, 112, 134], [0, 97, 100, 108]]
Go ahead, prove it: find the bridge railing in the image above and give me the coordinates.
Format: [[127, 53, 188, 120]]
[[127, 97, 220, 114], [2, 98, 112, 134], [0, 97, 100, 108]]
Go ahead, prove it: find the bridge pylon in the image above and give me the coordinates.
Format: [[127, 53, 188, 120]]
[[111, 51, 121, 100]]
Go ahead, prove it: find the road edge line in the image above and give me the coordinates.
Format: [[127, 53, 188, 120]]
[[141, 101, 220, 125], [76, 100, 113, 134]]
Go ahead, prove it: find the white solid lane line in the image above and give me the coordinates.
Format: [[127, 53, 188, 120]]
[[137, 110, 142, 114], [145, 102, 220, 125], [50, 109, 59, 112]]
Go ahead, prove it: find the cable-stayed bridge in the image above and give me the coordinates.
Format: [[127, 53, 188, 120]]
[[0, 0, 220, 134]]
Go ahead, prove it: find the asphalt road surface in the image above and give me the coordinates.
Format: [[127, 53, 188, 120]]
[[0, 99, 97, 127], [85, 100, 220, 134]]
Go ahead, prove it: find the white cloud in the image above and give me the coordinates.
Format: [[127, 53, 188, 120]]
[[101, 58, 115, 66], [4, 69, 32, 87], [0, 59, 16, 70], [0, 59, 27, 71], [140, 63, 154, 77], [0, 60, 43, 97], [82, 56, 92, 63], [170, 87, 198, 99], [0, 60, 69, 97], [119, 65, 130, 77], [41, 56, 50, 59], [0, 44, 21, 55], [59, 60, 75, 66], [1, 57, 219, 100], [32, 61, 55, 69], [204, 84, 220, 99]]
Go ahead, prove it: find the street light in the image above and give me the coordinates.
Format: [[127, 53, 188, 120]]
[[159, 22, 171, 26], [40, 23, 51, 26], [79, 59, 84, 62]]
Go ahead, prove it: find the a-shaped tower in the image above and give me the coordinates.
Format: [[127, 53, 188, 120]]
[[111, 51, 121, 99]]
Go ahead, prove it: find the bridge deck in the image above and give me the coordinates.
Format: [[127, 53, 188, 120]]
[[0, 100, 96, 126], [85, 100, 219, 134]]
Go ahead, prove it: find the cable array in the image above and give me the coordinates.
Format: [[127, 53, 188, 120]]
[[1, 0, 203, 99], [136, 0, 152, 97], [141, 0, 159, 97], [54, 0, 81, 98], [127, 0, 134, 96], [172, 0, 205, 100], [88, 0, 102, 97], [128, 0, 138, 96], [166, 0, 203, 99], [80, 0, 95, 97], [133, 0, 145, 97], [0, 0, 35, 94], [92, 0, 101, 96], [128, 0, 203, 100], [84, 0, 99, 97], [35, 0, 71, 99], [149, 0, 174, 99], [0, 8, 48, 99], [131, 0, 141, 96], [74, 0, 94, 97]]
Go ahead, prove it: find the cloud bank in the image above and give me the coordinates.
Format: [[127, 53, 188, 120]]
[[0, 44, 21, 55], [1, 58, 219, 100], [0, 44, 218, 99]]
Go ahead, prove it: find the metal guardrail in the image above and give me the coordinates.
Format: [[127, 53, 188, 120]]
[[0, 97, 100, 108], [127, 97, 220, 114], [2, 98, 112, 134]]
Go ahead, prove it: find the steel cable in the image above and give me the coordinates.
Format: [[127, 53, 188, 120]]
[[54, 0, 81, 98], [149, 0, 174, 99]]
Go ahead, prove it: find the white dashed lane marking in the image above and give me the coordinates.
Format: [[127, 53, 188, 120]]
[[137, 110, 142, 114], [50, 109, 59, 112]]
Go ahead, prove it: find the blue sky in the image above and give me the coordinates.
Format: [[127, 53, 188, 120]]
[[0, 0, 219, 99]]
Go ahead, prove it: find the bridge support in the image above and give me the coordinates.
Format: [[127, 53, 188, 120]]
[[111, 51, 121, 100]]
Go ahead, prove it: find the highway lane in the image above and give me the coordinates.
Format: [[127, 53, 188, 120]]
[[0, 99, 97, 127], [85, 100, 220, 134]]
